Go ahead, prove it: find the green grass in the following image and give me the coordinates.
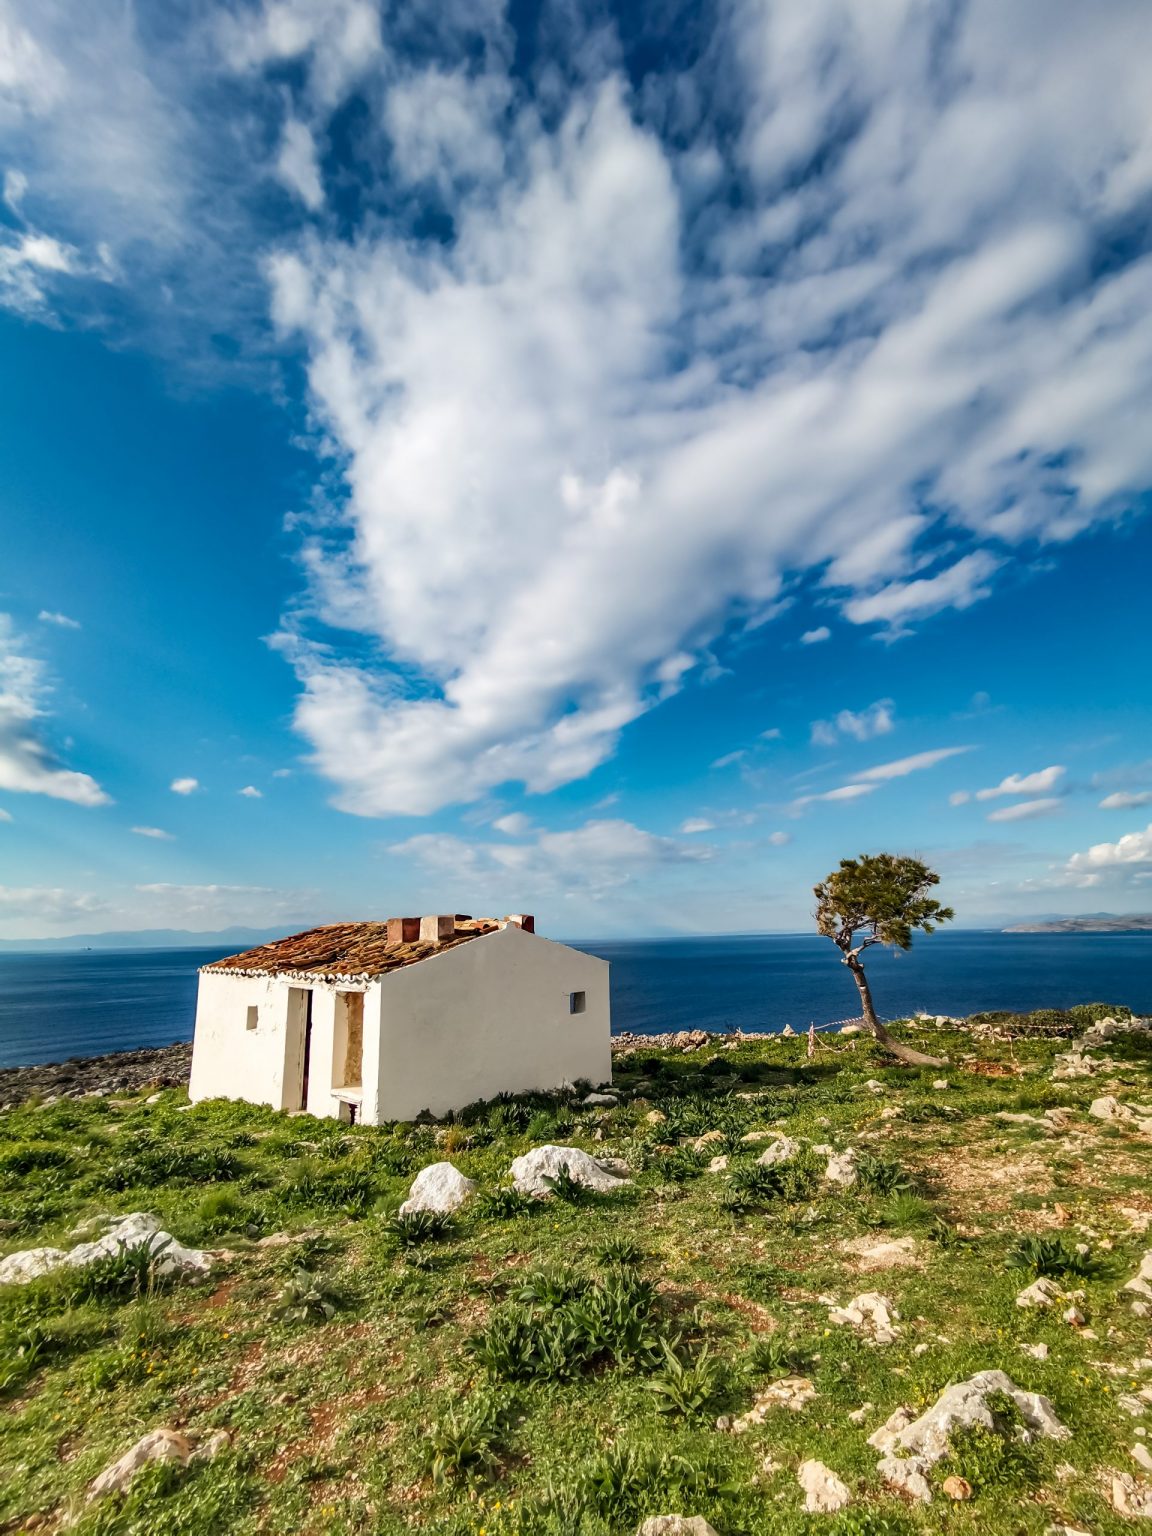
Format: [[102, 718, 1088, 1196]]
[[1, 1011, 1150, 1534]]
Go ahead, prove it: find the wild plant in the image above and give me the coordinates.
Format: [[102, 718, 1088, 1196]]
[[541, 1163, 589, 1203], [475, 1185, 534, 1220], [853, 1150, 916, 1197], [596, 1236, 644, 1267], [644, 1338, 728, 1418], [423, 1392, 514, 1484], [744, 1332, 815, 1379], [386, 1209, 455, 1248], [274, 1267, 349, 1324], [1005, 1234, 1097, 1279]]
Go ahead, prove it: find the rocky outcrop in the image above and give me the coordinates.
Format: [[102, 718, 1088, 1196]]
[[0, 1212, 210, 1285], [84, 1427, 228, 1506], [0, 1043, 192, 1109], [868, 1370, 1068, 1465], [797, 1459, 851, 1512], [508, 1145, 631, 1197]]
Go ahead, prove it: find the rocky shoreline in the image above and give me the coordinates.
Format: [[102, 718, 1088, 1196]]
[[0, 1042, 193, 1109]]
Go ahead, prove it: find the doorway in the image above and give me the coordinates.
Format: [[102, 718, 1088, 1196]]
[[286, 987, 314, 1111]]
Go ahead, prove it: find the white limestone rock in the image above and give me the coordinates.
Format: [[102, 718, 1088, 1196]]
[[1016, 1277, 1064, 1309], [636, 1518, 721, 1536], [825, 1148, 859, 1186], [732, 1376, 817, 1429], [1111, 1470, 1152, 1518], [582, 1092, 618, 1107], [867, 1371, 1068, 1465], [0, 1213, 210, 1287], [399, 1162, 477, 1216], [756, 1135, 801, 1168], [797, 1459, 851, 1513], [829, 1291, 900, 1344], [509, 1145, 630, 1197], [86, 1427, 229, 1503], [1125, 1252, 1152, 1300], [877, 1453, 933, 1502], [843, 1236, 919, 1272]]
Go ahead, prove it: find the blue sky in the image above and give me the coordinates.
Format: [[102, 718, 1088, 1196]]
[[1, 0, 1152, 941]]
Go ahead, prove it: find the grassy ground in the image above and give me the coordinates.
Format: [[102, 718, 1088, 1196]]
[[2, 1009, 1151, 1535]]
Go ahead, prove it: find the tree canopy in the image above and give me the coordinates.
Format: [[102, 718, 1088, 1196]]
[[814, 852, 955, 956]]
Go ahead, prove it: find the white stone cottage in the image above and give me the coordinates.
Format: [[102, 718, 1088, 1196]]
[[188, 914, 611, 1123]]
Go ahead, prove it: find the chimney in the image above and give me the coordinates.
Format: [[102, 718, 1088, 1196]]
[[420, 914, 456, 945], [504, 913, 535, 933], [386, 916, 421, 947]]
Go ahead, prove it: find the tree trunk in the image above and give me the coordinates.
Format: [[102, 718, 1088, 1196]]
[[844, 954, 945, 1068]]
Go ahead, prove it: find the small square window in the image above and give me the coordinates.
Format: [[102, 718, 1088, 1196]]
[[569, 991, 586, 1015], [245, 1005, 259, 1032]]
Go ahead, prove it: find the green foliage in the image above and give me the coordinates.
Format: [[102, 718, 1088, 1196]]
[[386, 1209, 455, 1247], [541, 1162, 591, 1203], [723, 1149, 821, 1211], [854, 1150, 916, 1197], [946, 1393, 1039, 1493], [539, 1442, 729, 1526], [475, 1185, 534, 1220], [595, 1236, 644, 1267], [423, 1391, 514, 1484], [968, 1002, 1132, 1038], [1005, 1233, 1097, 1278], [274, 1266, 350, 1324], [744, 1331, 815, 1379], [644, 1337, 728, 1418], [280, 1159, 378, 1216], [814, 852, 954, 952], [471, 1266, 664, 1381]]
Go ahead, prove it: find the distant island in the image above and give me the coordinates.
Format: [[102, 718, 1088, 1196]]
[[1003, 914, 1152, 934]]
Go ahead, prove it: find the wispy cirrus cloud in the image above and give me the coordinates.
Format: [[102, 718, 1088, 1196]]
[[858, 747, 973, 782], [986, 797, 1063, 823], [1100, 790, 1152, 810], [975, 766, 1065, 801], [810, 701, 895, 749]]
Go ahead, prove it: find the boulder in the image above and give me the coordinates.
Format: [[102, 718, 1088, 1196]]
[[1125, 1252, 1152, 1299], [756, 1136, 800, 1168], [86, 1427, 229, 1502], [797, 1459, 851, 1513], [582, 1092, 618, 1107], [508, 1145, 630, 1197], [707, 1155, 729, 1173], [0, 1213, 210, 1287], [636, 1519, 721, 1536], [829, 1292, 899, 1344], [1016, 1277, 1064, 1308], [877, 1453, 933, 1502], [399, 1162, 476, 1216], [825, 1149, 858, 1186], [868, 1371, 1068, 1465]]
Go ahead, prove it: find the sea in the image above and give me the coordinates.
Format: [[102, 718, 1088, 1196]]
[[0, 930, 1149, 1069]]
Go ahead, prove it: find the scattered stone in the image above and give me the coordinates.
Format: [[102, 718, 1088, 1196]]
[[825, 1148, 859, 1186], [781, 1024, 797, 1038], [707, 1155, 729, 1173], [868, 1371, 1069, 1464], [692, 1130, 727, 1150], [1111, 1471, 1152, 1518], [847, 1403, 874, 1424], [877, 1454, 933, 1502], [0, 1042, 192, 1108], [756, 1136, 800, 1167], [399, 1161, 477, 1216], [1090, 1096, 1152, 1133], [1017, 1277, 1064, 1309], [840, 1024, 863, 1036], [1125, 1253, 1152, 1300], [932, 1079, 949, 1091], [797, 1459, 851, 1513], [636, 1518, 720, 1536], [0, 1212, 210, 1286], [942, 1475, 973, 1501], [880, 1106, 903, 1119], [842, 1236, 919, 1272], [1063, 1305, 1088, 1327], [864, 1080, 885, 1094], [1020, 1342, 1050, 1360], [645, 1109, 668, 1125], [1134, 1445, 1152, 1474], [85, 1427, 228, 1504], [829, 1292, 899, 1344], [1119, 1394, 1148, 1417], [732, 1377, 817, 1429], [509, 1145, 631, 1197], [582, 1092, 618, 1108]]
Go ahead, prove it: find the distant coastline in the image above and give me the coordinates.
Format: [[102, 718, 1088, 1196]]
[[1002, 916, 1152, 934]]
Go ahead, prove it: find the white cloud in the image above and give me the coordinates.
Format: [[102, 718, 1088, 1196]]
[[3, 169, 27, 212], [238, 784, 263, 798], [711, 750, 746, 770], [791, 782, 878, 812], [37, 610, 81, 629], [858, 746, 972, 782], [131, 882, 313, 927], [986, 797, 1063, 823], [950, 790, 972, 806], [760, 727, 782, 741], [800, 626, 830, 645], [680, 817, 715, 834], [1100, 790, 1152, 810], [275, 117, 324, 210], [392, 817, 712, 899], [131, 825, 174, 840], [811, 700, 895, 747], [492, 812, 533, 836], [0, 885, 107, 922], [1065, 822, 1152, 882], [768, 830, 791, 846], [0, 614, 110, 807], [170, 776, 200, 795], [0, 808, 12, 822], [843, 552, 1003, 631], [976, 766, 1065, 801]]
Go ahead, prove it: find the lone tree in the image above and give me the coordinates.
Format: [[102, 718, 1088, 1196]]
[[814, 853, 954, 1067]]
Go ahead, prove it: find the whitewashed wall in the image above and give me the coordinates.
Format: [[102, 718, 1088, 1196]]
[[372, 924, 611, 1120], [188, 972, 298, 1110]]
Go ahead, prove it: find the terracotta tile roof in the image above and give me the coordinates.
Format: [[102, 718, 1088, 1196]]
[[201, 918, 502, 980]]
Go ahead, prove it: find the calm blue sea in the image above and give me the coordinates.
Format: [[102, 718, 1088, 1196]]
[[0, 931, 1149, 1069]]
